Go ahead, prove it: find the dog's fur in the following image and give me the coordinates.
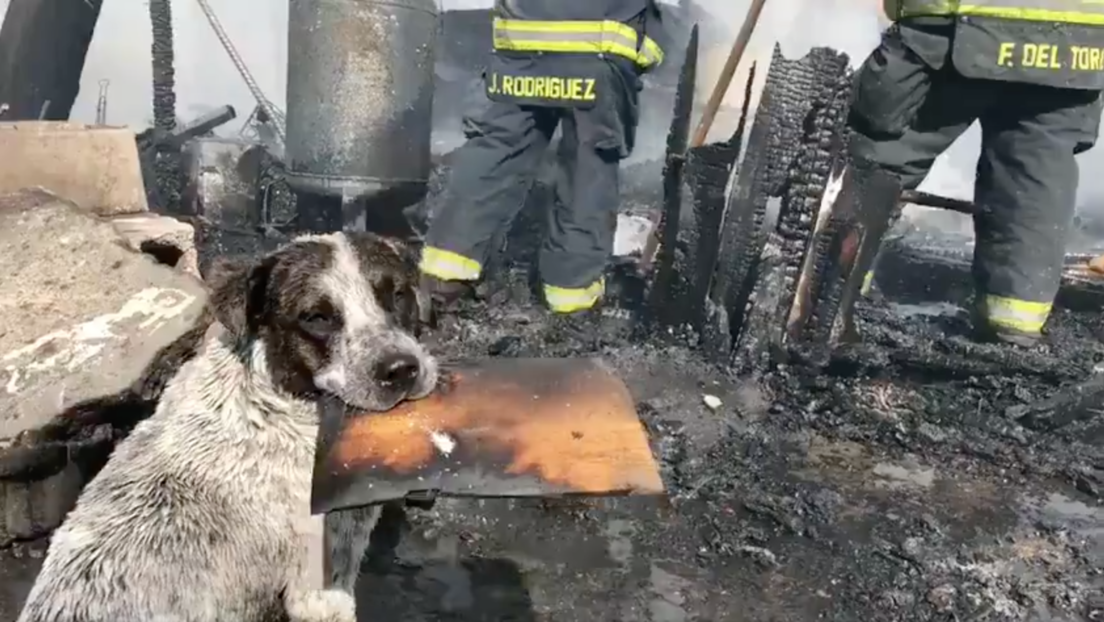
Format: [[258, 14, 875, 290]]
[[17, 232, 438, 622]]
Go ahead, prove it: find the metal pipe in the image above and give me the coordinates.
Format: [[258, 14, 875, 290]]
[[192, 0, 285, 144], [95, 79, 109, 125], [899, 190, 975, 215], [161, 104, 237, 148]]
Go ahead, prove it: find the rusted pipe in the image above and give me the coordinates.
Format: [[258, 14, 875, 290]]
[[690, 0, 769, 147], [900, 190, 975, 215]]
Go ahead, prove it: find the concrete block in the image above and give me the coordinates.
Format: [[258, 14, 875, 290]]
[[110, 213, 200, 278], [0, 122, 148, 215], [0, 189, 206, 544]]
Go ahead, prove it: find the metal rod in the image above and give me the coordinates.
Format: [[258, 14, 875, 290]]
[[95, 79, 109, 125], [690, 0, 769, 148], [899, 190, 976, 215], [161, 104, 237, 148], [192, 0, 285, 143]]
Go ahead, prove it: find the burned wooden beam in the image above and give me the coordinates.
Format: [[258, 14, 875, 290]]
[[647, 26, 697, 328]]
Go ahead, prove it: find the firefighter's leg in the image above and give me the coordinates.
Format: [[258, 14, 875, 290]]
[[972, 87, 1103, 345], [537, 111, 620, 313], [847, 28, 987, 298], [539, 67, 637, 315], [420, 102, 559, 290]]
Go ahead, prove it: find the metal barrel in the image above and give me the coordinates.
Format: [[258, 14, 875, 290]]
[[284, 0, 437, 209]]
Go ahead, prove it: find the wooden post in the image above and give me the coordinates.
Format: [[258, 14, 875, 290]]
[[637, 0, 770, 272], [689, 0, 770, 149]]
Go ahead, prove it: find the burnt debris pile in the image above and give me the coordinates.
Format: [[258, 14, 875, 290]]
[[647, 44, 856, 368], [403, 41, 1103, 620]]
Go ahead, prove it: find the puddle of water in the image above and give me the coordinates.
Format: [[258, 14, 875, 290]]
[[648, 564, 691, 622], [1028, 492, 1104, 566], [604, 518, 636, 568], [871, 461, 936, 490], [888, 301, 963, 319]]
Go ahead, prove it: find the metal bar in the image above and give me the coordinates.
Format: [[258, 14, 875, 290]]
[[161, 105, 237, 149], [689, 0, 769, 148], [192, 0, 285, 144], [899, 190, 975, 215], [95, 79, 108, 125]]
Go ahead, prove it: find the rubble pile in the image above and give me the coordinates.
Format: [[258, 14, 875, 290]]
[[349, 45, 1103, 620]]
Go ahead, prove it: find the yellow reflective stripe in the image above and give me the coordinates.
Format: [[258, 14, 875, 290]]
[[958, 6, 1104, 24], [896, 0, 1104, 24], [861, 271, 875, 296], [419, 246, 481, 281], [544, 278, 605, 313], [493, 18, 664, 68], [983, 294, 1051, 333]]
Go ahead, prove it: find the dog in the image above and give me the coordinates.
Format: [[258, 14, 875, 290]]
[[17, 231, 438, 622]]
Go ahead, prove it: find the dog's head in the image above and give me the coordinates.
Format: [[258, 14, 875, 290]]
[[206, 232, 437, 411]]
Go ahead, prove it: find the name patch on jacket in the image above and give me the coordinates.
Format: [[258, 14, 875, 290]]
[[952, 18, 1104, 90], [994, 42, 1104, 72], [483, 52, 603, 108], [486, 73, 597, 103]]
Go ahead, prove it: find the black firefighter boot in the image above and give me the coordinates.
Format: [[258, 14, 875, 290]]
[[969, 300, 1043, 348], [543, 272, 636, 347]]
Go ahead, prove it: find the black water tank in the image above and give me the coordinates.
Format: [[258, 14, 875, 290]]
[[284, 0, 437, 207]]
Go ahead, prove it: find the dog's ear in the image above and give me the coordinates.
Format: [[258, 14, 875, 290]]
[[385, 237, 433, 333], [347, 232, 432, 333], [206, 254, 277, 339]]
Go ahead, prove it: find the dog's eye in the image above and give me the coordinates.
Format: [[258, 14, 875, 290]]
[[298, 311, 338, 337]]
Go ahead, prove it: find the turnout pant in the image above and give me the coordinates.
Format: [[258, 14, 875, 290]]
[[849, 25, 1103, 336], [420, 62, 638, 314]]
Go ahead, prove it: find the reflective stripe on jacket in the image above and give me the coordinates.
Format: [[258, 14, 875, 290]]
[[492, 17, 664, 69], [887, 0, 1104, 24]]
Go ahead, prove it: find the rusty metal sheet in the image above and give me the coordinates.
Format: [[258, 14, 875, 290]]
[[311, 357, 665, 513]]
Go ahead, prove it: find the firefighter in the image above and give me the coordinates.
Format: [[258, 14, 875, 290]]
[[418, 0, 665, 318], [844, 0, 1104, 346]]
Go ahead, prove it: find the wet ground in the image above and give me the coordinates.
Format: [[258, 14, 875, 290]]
[[357, 274, 1103, 622], [4, 150, 1104, 620], [2, 269, 1103, 622]]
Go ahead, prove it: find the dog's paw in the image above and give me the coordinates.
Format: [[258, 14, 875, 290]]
[[285, 589, 356, 622]]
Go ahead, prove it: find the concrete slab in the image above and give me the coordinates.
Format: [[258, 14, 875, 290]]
[[110, 212, 200, 278], [0, 189, 206, 439], [0, 122, 148, 215]]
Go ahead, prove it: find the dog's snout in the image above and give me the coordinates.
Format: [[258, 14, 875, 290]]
[[374, 352, 420, 393]]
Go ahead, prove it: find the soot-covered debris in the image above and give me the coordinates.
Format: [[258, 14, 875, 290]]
[[354, 44, 1102, 622], [357, 261, 1101, 622]]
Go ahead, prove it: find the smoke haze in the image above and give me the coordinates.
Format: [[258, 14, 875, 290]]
[[1, 0, 1102, 219]]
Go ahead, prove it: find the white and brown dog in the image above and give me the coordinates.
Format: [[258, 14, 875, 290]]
[[17, 232, 438, 622]]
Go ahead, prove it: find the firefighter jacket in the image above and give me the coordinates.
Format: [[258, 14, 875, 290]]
[[480, 0, 666, 108], [883, 0, 1104, 88], [492, 0, 665, 70]]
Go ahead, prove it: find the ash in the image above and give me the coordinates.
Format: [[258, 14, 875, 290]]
[[352, 265, 1103, 622], [176, 153, 1103, 622]]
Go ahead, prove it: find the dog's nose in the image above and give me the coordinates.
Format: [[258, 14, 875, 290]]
[[375, 352, 420, 393]]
